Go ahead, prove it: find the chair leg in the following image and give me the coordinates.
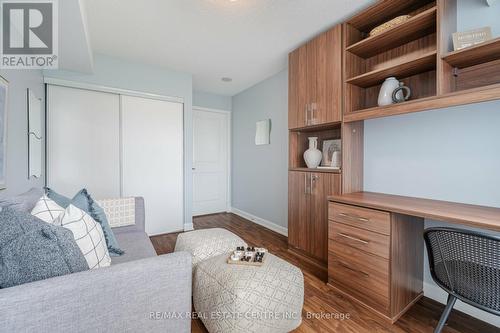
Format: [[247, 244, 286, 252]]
[[434, 294, 457, 333]]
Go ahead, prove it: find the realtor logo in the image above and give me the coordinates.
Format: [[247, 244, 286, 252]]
[[1, 0, 58, 69]]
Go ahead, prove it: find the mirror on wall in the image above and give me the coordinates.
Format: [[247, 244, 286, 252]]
[[28, 89, 42, 179], [255, 119, 271, 145]]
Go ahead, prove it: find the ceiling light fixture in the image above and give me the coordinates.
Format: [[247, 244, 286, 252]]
[[221, 77, 233, 82]]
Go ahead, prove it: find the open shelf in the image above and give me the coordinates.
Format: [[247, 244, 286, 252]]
[[289, 167, 341, 174], [289, 122, 341, 133], [343, 83, 500, 122], [346, 51, 437, 88], [346, 7, 437, 58], [442, 37, 500, 69], [289, 126, 341, 171]]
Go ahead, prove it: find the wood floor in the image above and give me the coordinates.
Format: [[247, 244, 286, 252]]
[[150, 213, 498, 333]]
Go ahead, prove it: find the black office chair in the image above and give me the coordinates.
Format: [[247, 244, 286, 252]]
[[424, 227, 500, 333]]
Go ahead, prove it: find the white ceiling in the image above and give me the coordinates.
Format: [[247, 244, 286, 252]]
[[58, 0, 93, 73], [83, 0, 373, 96]]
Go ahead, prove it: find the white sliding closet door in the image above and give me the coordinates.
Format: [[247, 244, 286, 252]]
[[47, 85, 121, 199], [121, 95, 184, 235]]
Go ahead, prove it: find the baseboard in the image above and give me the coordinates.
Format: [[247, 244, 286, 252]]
[[183, 223, 194, 232], [424, 282, 500, 328], [230, 207, 288, 237]]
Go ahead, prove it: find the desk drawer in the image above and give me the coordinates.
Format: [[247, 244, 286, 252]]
[[329, 221, 390, 259], [328, 240, 390, 312], [329, 202, 390, 235]]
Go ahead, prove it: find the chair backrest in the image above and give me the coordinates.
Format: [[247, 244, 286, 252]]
[[424, 227, 500, 316]]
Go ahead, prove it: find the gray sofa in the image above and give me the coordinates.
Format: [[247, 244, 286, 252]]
[[0, 193, 192, 333]]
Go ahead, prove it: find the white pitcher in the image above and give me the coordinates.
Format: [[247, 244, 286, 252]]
[[378, 77, 403, 106]]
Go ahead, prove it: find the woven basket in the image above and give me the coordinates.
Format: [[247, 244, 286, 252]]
[[369, 15, 411, 37]]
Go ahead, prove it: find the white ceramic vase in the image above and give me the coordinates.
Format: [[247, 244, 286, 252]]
[[304, 137, 322, 168], [378, 77, 403, 106]]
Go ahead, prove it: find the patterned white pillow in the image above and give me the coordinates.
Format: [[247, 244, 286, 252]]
[[31, 195, 65, 223], [54, 205, 111, 269]]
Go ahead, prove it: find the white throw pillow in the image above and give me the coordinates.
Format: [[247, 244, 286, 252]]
[[54, 205, 111, 269], [31, 195, 65, 223]]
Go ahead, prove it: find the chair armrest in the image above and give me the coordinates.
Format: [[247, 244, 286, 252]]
[[0, 252, 192, 333]]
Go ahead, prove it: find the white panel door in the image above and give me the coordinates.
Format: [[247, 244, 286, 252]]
[[47, 85, 121, 199], [193, 109, 229, 216], [121, 95, 184, 235]]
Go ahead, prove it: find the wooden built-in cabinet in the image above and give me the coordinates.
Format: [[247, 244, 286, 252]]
[[289, 25, 342, 129], [288, 171, 341, 264], [287, 0, 500, 323]]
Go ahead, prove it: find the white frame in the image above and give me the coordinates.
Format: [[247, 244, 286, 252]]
[[0, 75, 8, 189], [192, 106, 232, 213], [43, 78, 183, 104]]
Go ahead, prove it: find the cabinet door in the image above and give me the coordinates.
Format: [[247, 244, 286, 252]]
[[311, 25, 343, 125], [288, 45, 308, 129], [288, 171, 311, 252], [310, 173, 341, 262]]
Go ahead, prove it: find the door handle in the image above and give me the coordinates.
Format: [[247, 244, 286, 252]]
[[304, 173, 311, 195], [338, 213, 370, 222], [304, 174, 307, 194], [310, 102, 317, 125], [338, 232, 369, 244], [305, 103, 310, 126]]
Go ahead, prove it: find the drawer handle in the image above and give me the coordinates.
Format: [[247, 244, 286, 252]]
[[337, 261, 370, 278], [338, 233, 369, 244], [338, 213, 370, 222]]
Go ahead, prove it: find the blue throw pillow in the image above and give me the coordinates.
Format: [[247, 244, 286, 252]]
[[45, 187, 124, 256], [0, 207, 89, 288]]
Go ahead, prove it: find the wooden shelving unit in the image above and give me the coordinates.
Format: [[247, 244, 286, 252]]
[[346, 7, 437, 58], [287, 0, 500, 322], [346, 51, 436, 88], [344, 0, 438, 116], [343, 83, 500, 122], [289, 167, 341, 174], [442, 37, 500, 68], [289, 123, 341, 171], [343, 0, 500, 120]]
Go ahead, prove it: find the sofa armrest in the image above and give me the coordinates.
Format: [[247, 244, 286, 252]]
[[0, 252, 192, 333]]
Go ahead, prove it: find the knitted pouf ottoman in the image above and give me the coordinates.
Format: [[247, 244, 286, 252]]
[[174, 228, 247, 267], [193, 252, 304, 333]]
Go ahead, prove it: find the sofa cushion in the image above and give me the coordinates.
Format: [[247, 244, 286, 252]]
[[0, 207, 89, 288], [46, 188, 124, 256], [31, 195, 65, 222], [54, 205, 112, 269], [111, 231, 157, 265], [0, 188, 44, 212]]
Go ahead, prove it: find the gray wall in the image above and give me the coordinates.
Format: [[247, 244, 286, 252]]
[[0, 70, 45, 198], [193, 91, 232, 111], [231, 70, 288, 229], [44, 54, 194, 229]]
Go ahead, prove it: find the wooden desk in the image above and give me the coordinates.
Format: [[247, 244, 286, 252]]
[[326, 191, 500, 323], [329, 191, 500, 232]]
